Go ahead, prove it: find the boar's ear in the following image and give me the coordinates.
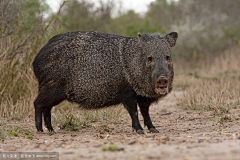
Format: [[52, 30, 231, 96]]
[[137, 32, 142, 38], [166, 32, 178, 47], [137, 32, 144, 41], [137, 32, 145, 45]]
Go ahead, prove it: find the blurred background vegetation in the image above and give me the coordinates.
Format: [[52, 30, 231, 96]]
[[57, 0, 240, 61], [0, 0, 239, 119]]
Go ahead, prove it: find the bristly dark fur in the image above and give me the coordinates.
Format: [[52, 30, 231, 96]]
[[33, 31, 178, 134]]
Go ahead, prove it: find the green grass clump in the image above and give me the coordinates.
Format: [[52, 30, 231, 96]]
[[102, 145, 119, 151], [26, 133, 33, 139], [55, 113, 92, 131], [57, 114, 81, 131], [8, 130, 19, 137], [0, 129, 6, 140], [6, 126, 34, 139]]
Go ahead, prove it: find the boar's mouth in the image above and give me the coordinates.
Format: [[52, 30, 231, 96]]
[[155, 85, 168, 95]]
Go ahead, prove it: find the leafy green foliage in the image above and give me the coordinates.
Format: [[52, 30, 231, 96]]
[[58, 0, 165, 37], [108, 10, 165, 37], [57, 0, 240, 64]]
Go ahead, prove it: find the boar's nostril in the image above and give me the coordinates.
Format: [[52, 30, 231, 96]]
[[156, 76, 169, 85]]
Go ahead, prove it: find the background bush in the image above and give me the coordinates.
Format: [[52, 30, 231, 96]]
[[58, 0, 240, 61]]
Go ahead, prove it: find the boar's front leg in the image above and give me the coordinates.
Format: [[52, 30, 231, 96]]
[[123, 97, 144, 134], [137, 96, 160, 133]]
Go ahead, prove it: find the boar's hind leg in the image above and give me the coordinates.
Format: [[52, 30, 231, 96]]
[[34, 98, 44, 132], [123, 98, 144, 134], [34, 86, 66, 132], [43, 107, 56, 132], [137, 96, 160, 133]]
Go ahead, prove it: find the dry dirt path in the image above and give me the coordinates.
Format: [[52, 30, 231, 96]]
[[1, 91, 240, 160]]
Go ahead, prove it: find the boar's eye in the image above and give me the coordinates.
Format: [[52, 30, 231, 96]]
[[147, 56, 153, 63], [166, 55, 171, 61]]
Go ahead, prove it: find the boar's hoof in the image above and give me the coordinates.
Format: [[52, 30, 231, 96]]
[[37, 131, 45, 134], [136, 129, 145, 134], [149, 128, 160, 133], [48, 130, 57, 135], [50, 130, 57, 134]]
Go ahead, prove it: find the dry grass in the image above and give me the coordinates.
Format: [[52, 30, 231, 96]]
[[52, 102, 126, 122], [175, 47, 240, 120], [0, 0, 65, 119], [50, 101, 126, 131]]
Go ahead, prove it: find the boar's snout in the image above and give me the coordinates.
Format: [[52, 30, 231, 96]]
[[156, 76, 169, 86], [155, 76, 169, 95]]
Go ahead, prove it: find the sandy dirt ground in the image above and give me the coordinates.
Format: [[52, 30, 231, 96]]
[[1, 91, 240, 160]]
